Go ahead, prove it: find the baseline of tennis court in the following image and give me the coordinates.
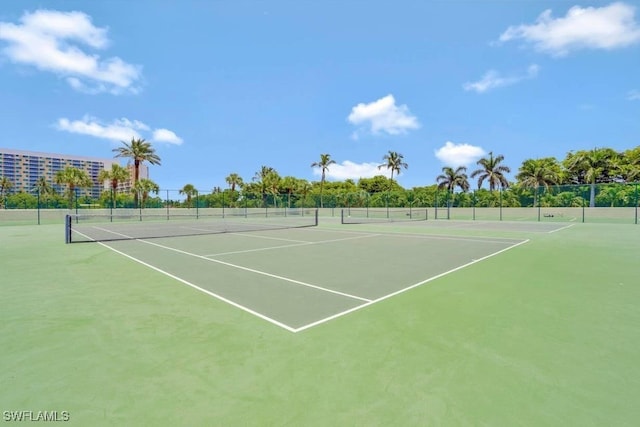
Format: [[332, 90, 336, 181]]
[[96, 227, 528, 332], [342, 218, 573, 234]]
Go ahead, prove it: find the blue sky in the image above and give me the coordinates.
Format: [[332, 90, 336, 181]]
[[0, 0, 639, 191]]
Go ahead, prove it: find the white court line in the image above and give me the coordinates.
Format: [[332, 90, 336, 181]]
[[548, 223, 575, 233], [205, 233, 380, 257], [228, 232, 309, 243], [319, 223, 530, 243], [78, 224, 529, 333], [206, 241, 314, 257], [96, 242, 298, 333], [328, 227, 524, 245], [134, 239, 372, 303], [292, 238, 530, 333], [85, 225, 371, 302]]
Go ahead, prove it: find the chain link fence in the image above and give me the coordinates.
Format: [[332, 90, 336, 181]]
[[1, 183, 638, 225]]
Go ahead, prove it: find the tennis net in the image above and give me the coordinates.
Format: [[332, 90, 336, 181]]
[[65, 208, 318, 243], [341, 208, 428, 224]]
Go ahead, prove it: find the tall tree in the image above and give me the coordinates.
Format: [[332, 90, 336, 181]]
[[516, 157, 561, 205], [32, 176, 54, 207], [253, 166, 276, 207], [179, 183, 197, 208], [281, 176, 298, 208], [563, 148, 619, 207], [378, 151, 408, 191], [133, 179, 160, 208], [113, 138, 161, 205], [621, 146, 640, 182], [471, 152, 511, 190], [0, 176, 13, 208], [310, 154, 336, 208], [225, 173, 244, 192], [33, 176, 53, 196], [98, 164, 131, 209], [436, 166, 470, 193], [436, 166, 469, 213], [54, 167, 92, 209], [265, 171, 282, 208], [297, 179, 313, 208]]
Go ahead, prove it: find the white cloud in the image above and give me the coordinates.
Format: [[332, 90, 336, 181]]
[[312, 160, 383, 181], [153, 128, 184, 145], [0, 9, 142, 94], [55, 116, 183, 145], [628, 89, 640, 100], [464, 64, 539, 93], [347, 94, 420, 136], [435, 141, 486, 167], [499, 2, 640, 56]]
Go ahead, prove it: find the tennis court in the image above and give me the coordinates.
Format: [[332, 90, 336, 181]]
[[2, 214, 639, 426], [73, 216, 528, 332]]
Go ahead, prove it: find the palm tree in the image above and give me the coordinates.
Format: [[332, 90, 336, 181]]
[[0, 176, 13, 208], [564, 148, 618, 207], [281, 176, 298, 208], [225, 173, 244, 192], [622, 147, 640, 182], [32, 176, 54, 207], [179, 183, 197, 208], [471, 152, 511, 191], [33, 176, 53, 196], [54, 167, 92, 209], [436, 166, 470, 193], [133, 179, 160, 208], [297, 180, 313, 208], [113, 138, 161, 206], [264, 170, 282, 208], [253, 166, 276, 207], [310, 154, 336, 208], [98, 164, 130, 209], [378, 151, 408, 191], [515, 158, 561, 206], [436, 166, 470, 214]]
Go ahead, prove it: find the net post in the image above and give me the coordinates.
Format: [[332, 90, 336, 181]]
[[341, 208, 344, 224], [65, 214, 71, 244], [314, 208, 319, 226]]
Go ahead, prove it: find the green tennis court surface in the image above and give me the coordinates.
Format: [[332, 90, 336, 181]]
[[2, 218, 639, 425], [100, 227, 527, 331]]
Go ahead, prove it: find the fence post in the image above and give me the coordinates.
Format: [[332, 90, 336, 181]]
[[472, 190, 476, 220], [36, 188, 40, 225], [537, 186, 541, 222], [635, 183, 638, 225], [386, 191, 389, 218]]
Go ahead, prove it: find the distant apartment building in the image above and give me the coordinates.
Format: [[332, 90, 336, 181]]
[[0, 148, 148, 199]]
